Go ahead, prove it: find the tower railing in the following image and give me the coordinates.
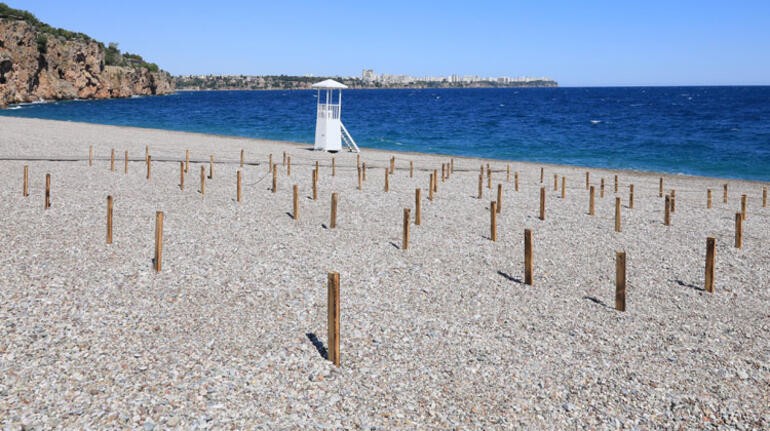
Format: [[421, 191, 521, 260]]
[[317, 104, 341, 119]]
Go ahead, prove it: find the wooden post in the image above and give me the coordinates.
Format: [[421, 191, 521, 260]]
[[145, 145, 149, 161], [614, 197, 621, 232], [629, 184, 634, 209], [589, 186, 595, 215], [487, 169, 492, 189], [89, 145, 93, 166], [409, 160, 413, 178], [524, 229, 533, 285], [561, 176, 566, 199], [614, 175, 618, 193], [240, 149, 244, 167], [357, 166, 362, 190], [540, 167, 544, 184], [312, 170, 318, 200], [208, 155, 214, 179], [315, 161, 319, 179], [282, 151, 286, 166], [332, 157, 336, 176], [429, 173, 435, 201], [723, 183, 728, 203], [110, 149, 115, 172], [735, 212, 743, 249], [659, 177, 663, 198], [704, 237, 715, 293], [539, 187, 546, 221], [272, 166, 277, 193], [293, 184, 299, 221], [506, 165, 510, 182], [330, 192, 338, 228], [44, 173, 50, 209], [553, 174, 558, 191], [442, 164, 446, 182], [287, 156, 292, 176], [477, 174, 483, 199], [106, 195, 113, 244], [615, 251, 626, 312], [362, 162, 367, 181], [356, 153, 360, 169], [403, 208, 410, 249], [237, 170, 242, 203], [146, 155, 151, 180], [154, 211, 164, 272], [434, 169, 439, 192], [664, 195, 671, 226], [514, 172, 519, 192], [124, 150, 129, 174], [390, 156, 395, 174], [268, 154, 273, 172], [600, 178, 605, 198], [670, 190, 676, 213], [496, 184, 503, 213], [763, 186, 767, 208], [200, 165, 206, 195], [384, 168, 389, 192], [585, 171, 590, 190], [741, 194, 747, 221], [450, 158, 454, 173], [415, 188, 421, 225], [490, 201, 497, 241], [327, 271, 340, 366], [185, 150, 190, 173], [179, 162, 185, 190], [23, 165, 29, 197], [707, 189, 712, 209]]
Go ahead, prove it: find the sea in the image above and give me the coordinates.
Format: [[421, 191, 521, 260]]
[[2, 86, 769, 181]]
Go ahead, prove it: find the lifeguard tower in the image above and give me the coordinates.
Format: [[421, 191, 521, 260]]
[[312, 79, 359, 153]]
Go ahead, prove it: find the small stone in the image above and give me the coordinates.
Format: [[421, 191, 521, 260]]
[[562, 403, 575, 412], [143, 420, 155, 431], [736, 369, 748, 380], [309, 373, 325, 382]]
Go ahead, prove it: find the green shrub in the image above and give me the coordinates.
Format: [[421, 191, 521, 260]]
[[35, 34, 47, 54]]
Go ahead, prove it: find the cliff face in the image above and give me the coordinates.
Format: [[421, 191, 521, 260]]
[[0, 19, 173, 108]]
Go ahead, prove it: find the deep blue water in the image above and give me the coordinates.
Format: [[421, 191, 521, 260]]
[[2, 87, 769, 181]]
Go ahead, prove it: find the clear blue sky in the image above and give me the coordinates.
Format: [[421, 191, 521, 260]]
[[9, 0, 770, 86]]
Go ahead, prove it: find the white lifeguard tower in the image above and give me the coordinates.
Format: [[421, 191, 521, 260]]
[[312, 79, 359, 153]]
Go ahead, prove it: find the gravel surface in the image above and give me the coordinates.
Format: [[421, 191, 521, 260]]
[[0, 117, 768, 430]]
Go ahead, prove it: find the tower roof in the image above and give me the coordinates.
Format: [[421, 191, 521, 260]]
[[312, 79, 348, 89]]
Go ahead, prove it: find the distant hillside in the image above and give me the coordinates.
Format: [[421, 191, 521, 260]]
[[0, 3, 173, 108], [175, 75, 558, 91]]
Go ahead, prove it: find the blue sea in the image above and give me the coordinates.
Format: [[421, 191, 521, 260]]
[[2, 87, 769, 181]]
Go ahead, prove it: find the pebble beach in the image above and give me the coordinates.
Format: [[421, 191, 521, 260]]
[[0, 116, 768, 429]]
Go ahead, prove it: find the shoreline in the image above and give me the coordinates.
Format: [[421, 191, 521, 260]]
[[0, 116, 766, 186]]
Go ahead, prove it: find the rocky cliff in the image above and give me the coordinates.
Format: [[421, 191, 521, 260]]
[[0, 16, 173, 108]]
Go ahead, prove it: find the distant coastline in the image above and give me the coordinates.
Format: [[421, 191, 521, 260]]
[[174, 74, 558, 91]]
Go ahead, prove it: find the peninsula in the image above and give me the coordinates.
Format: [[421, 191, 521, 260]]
[[0, 3, 174, 108]]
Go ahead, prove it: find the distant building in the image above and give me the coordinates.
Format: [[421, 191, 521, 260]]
[[362, 69, 376, 82]]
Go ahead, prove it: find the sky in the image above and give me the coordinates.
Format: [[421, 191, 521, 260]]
[[8, 0, 770, 86]]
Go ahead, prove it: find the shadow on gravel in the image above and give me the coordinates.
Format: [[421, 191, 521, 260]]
[[497, 271, 522, 284], [306, 333, 328, 360], [671, 279, 705, 292], [583, 296, 610, 308], [389, 241, 400, 250]]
